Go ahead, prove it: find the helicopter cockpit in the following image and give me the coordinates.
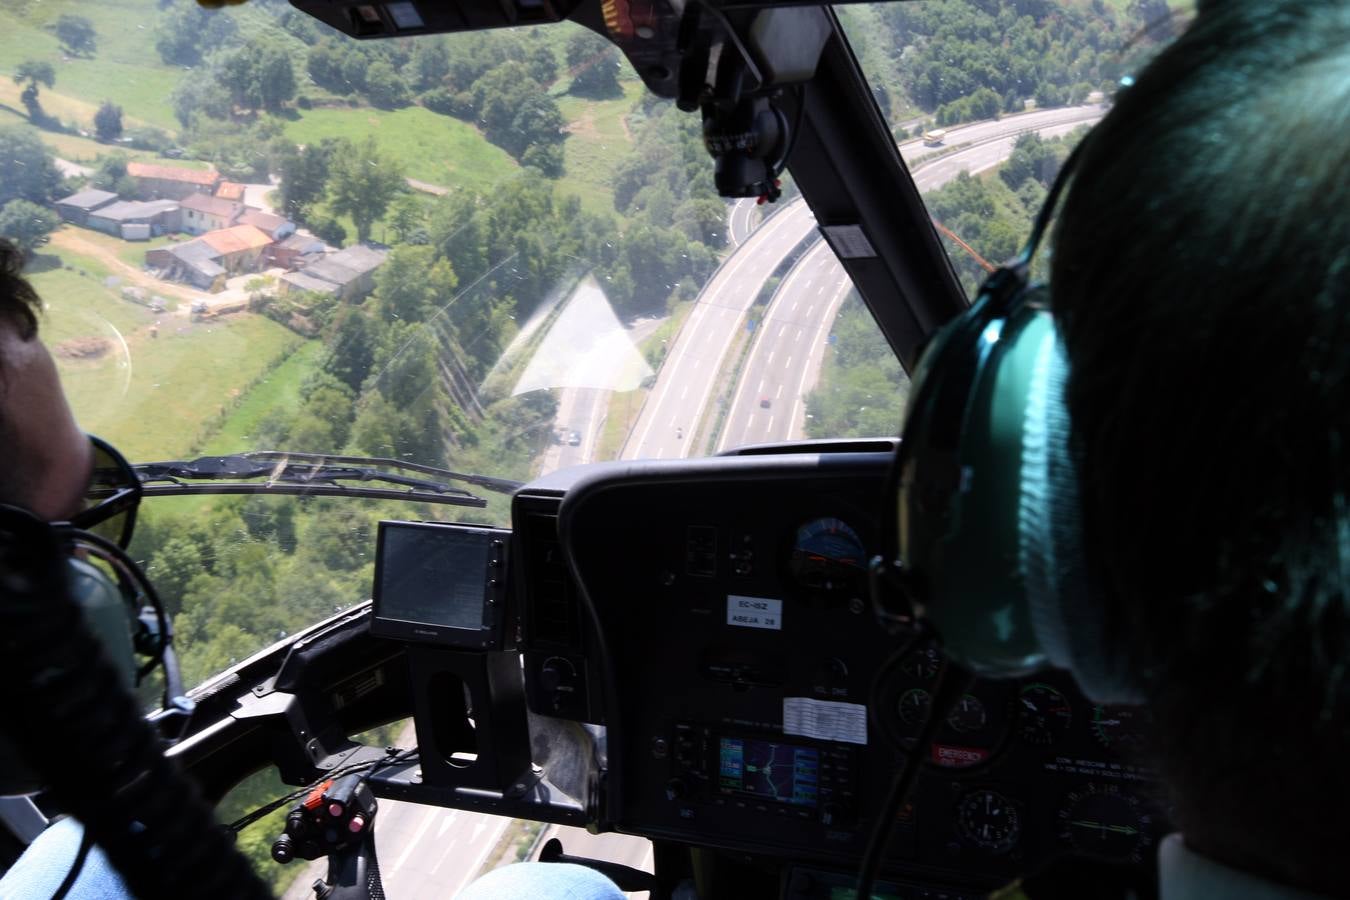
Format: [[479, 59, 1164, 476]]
[[0, 0, 1223, 897]]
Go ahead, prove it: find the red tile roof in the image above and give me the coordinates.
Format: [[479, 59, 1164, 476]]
[[126, 162, 220, 187], [215, 181, 246, 201], [199, 224, 273, 255]]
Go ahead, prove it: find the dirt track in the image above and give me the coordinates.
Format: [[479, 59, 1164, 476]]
[[49, 228, 212, 306]]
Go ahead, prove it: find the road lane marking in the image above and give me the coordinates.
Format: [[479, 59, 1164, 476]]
[[767, 415, 774, 431], [627, 201, 812, 458], [392, 806, 442, 873], [457, 818, 509, 893], [788, 276, 854, 440], [776, 384, 783, 399], [757, 378, 765, 394], [433, 839, 461, 874], [680, 384, 688, 400], [767, 351, 775, 364]]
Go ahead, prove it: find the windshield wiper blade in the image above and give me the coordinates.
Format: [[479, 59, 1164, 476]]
[[133, 452, 523, 509]]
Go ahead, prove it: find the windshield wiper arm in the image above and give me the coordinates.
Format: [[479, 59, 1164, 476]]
[[134, 452, 523, 509]]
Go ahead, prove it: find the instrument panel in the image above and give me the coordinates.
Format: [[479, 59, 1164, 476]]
[[510, 449, 1167, 894]]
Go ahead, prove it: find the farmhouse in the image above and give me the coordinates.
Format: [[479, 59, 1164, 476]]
[[126, 162, 221, 201], [53, 189, 118, 226], [180, 194, 243, 236], [278, 244, 387, 301], [86, 200, 182, 240]]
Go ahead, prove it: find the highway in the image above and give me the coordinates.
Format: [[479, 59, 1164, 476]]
[[714, 113, 1101, 451], [620, 200, 821, 460], [377, 805, 512, 898], [728, 198, 762, 247], [624, 105, 1104, 462], [714, 240, 850, 452]]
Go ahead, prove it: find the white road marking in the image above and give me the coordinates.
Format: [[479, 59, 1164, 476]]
[[433, 839, 460, 874], [785, 355, 793, 369], [767, 415, 774, 431], [392, 806, 441, 873], [776, 384, 783, 399], [757, 378, 765, 394], [778, 324, 786, 338], [626, 200, 813, 457], [767, 351, 775, 364], [680, 384, 688, 400]]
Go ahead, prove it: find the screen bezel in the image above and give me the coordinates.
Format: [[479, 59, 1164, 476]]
[[370, 520, 509, 650]]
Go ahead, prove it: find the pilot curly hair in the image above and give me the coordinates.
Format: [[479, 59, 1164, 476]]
[[1050, 0, 1350, 894], [0, 239, 40, 343]]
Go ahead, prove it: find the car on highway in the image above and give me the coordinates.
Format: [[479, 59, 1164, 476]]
[[567, 429, 582, 446], [760, 396, 772, 409]]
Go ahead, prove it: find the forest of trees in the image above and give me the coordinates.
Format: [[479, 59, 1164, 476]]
[[842, 0, 1178, 128]]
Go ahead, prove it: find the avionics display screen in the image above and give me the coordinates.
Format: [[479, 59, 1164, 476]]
[[717, 738, 819, 807], [372, 521, 504, 647]]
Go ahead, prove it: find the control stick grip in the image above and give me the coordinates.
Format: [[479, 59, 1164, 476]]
[[313, 828, 385, 900]]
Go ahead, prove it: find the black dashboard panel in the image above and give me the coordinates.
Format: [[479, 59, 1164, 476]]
[[512, 451, 1167, 894]]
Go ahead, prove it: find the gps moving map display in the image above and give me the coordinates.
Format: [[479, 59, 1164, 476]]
[[718, 738, 819, 807]]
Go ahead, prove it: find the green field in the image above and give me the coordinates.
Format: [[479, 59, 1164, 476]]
[[555, 80, 643, 215], [0, 0, 185, 132], [284, 106, 519, 193], [200, 340, 324, 455], [31, 248, 305, 462]]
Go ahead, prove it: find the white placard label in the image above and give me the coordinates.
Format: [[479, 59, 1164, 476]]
[[783, 697, 868, 745], [726, 595, 783, 630]]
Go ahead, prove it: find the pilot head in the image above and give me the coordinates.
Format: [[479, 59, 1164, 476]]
[[1050, 1, 1350, 892], [0, 239, 92, 522]]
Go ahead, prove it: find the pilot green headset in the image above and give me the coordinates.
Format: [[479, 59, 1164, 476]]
[[875, 134, 1142, 704]]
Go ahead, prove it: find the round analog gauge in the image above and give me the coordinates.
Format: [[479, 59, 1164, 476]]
[[790, 518, 866, 591], [1057, 783, 1154, 864], [957, 790, 1021, 854], [900, 645, 942, 680], [898, 688, 931, 727], [1018, 683, 1073, 745], [945, 694, 987, 735], [1092, 704, 1148, 751]]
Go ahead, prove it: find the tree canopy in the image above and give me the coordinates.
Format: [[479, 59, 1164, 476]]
[[55, 14, 97, 57], [328, 138, 407, 244], [0, 200, 59, 253], [0, 126, 62, 207], [94, 101, 124, 142]]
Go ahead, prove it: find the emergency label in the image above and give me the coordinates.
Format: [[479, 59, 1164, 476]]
[[726, 595, 783, 630], [783, 697, 868, 745]]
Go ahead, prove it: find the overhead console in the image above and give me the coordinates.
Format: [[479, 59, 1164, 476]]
[[508, 449, 1167, 895]]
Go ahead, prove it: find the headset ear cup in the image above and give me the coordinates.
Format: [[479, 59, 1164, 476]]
[[1020, 334, 1142, 703]]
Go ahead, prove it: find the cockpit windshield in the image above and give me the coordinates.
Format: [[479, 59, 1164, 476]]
[[1, 0, 1191, 890]]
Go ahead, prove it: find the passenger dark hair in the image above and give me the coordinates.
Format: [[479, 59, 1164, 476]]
[[1051, 1, 1350, 893], [0, 239, 40, 342]]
